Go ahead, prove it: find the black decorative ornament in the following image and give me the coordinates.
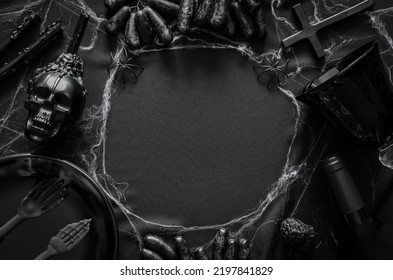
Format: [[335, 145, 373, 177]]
[[280, 218, 316, 250], [108, 45, 144, 84], [0, 17, 63, 82], [0, 10, 40, 56], [253, 55, 289, 89], [24, 14, 90, 145], [24, 53, 87, 145], [281, 0, 374, 58]]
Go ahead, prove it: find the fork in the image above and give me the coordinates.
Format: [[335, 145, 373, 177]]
[[35, 219, 91, 260], [0, 177, 69, 242]]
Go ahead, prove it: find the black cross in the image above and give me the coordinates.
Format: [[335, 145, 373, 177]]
[[282, 0, 374, 58]]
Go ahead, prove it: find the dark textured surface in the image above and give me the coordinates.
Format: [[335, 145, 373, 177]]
[[106, 50, 293, 224], [0, 0, 392, 259]]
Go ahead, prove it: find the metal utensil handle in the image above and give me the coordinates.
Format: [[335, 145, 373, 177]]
[[0, 214, 24, 242], [34, 249, 54, 260]]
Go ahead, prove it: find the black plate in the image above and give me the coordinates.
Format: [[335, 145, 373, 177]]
[[0, 153, 118, 259]]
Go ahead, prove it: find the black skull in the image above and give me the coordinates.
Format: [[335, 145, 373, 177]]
[[24, 53, 87, 145]]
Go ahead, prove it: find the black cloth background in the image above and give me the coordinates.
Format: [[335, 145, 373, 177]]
[[0, 0, 392, 259]]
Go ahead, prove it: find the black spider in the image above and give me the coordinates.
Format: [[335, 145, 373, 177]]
[[108, 47, 144, 86], [253, 55, 289, 89]]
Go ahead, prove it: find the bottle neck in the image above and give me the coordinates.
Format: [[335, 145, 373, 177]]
[[322, 155, 372, 225], [345, 207, 372, 227]]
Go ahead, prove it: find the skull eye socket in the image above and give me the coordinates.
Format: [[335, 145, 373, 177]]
[[34, 87, 51, 100], [55, 93, 70, 112], [27, 101, 40, 112]]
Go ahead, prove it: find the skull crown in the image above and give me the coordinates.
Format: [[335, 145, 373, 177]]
[[24, 53, 87, 145]]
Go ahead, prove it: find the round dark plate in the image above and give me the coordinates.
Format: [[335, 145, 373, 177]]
[[0, 153, 118, 259]]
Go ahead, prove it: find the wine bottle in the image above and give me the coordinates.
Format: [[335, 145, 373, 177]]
[[322, 155, 372, 226]]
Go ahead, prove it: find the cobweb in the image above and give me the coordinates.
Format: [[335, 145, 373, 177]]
[[0, 0, 392, 258]]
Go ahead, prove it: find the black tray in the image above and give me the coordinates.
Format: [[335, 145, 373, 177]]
[[0, 153, 118, 259]]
